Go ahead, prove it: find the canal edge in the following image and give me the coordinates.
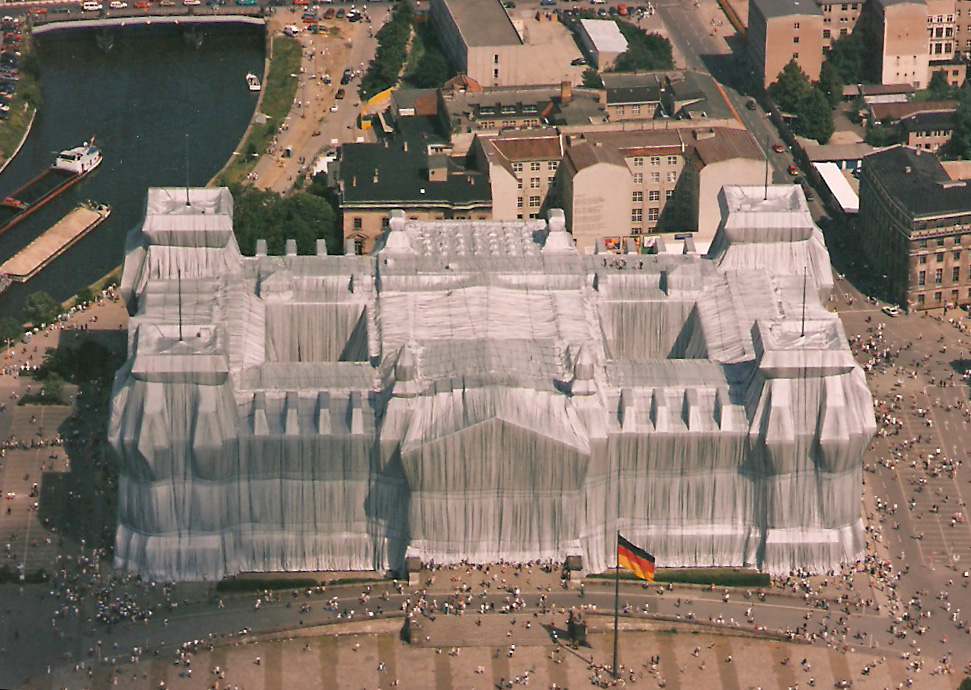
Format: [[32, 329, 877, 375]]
[[0, 108, 38, 179]]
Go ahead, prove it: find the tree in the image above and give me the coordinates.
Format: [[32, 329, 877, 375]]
[[582, 68, 602, 89], [795, 87, 835, 144], [229, 186, 340, 256], [769, 60, 813, 114], [23, 291, 61, 326], [865, 123, 902, 147], [611, 22, 674, 72], [926, 69, 957, 101], [816, 61, 843, 109], [824, 31, 867, 85], [958, 676, 971, 690], [0, 317, 21, 346], [941, 85, 971, 160], [406, 47, 453, 89], [75, 286, 93, 308]]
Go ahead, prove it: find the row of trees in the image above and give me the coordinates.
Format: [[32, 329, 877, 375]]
[[612, 21, 674, 73], [359, 2, 414, 100]]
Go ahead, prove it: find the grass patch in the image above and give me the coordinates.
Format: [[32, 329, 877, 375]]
[[0, 37, 41, 168], [215, 36, 301, 186], [17, 392, 68, 406], [216, 577, 320, 593], [0, 565, 48, 584], [588, 567, 770, 588]]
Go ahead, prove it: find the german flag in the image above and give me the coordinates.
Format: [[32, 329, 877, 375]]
[[617, 534, 655, 582]]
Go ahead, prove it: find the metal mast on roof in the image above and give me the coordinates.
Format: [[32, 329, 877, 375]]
[[178, 268, 184, 342], [185, 134, 191, 207]]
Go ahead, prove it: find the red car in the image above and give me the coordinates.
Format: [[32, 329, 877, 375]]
[[335, 87, 345, 99], [133, 1, 151, 7], [293, 0, 310, 5], [772, 143, 784, 153], [787, 164, 798, 175], [28, 7, 47, 14]]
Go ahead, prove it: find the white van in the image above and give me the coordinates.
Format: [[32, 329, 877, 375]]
[[83, 1, 104, 10]]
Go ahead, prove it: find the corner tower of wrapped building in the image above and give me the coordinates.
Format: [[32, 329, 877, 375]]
[[108, 185, 875, 581]]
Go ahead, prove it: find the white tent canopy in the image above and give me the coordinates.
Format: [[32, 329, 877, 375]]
[[109, 187, 874, 581]]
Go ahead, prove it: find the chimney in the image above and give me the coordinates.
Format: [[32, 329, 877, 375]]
[[560, 80, 572, 104], [904, 166, 912, 174], [403, 140, 408, 152], [373, 168, 379, 184], [352, 176, 357, 187]]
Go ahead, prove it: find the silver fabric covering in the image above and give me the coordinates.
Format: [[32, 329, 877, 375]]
[[109, 185, 874, 581]]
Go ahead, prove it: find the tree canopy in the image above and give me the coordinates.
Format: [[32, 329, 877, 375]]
[[824, 31, 867, 85], [23, 291, 61, 326], [941, 85, 971, 160], [360, 2, 413, 99], [769, 60, 835, 144], [0, 316, 21, 345], [582, 68, 602, 89], [611, 21, 674, 72], [230, 186, 340, 256], [924, 69, 958, 101]]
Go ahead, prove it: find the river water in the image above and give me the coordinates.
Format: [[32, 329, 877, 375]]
[[0, 24, 265, 319]]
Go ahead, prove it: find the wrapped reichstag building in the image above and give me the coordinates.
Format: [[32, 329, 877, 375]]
[[108, 185, 875, 581]]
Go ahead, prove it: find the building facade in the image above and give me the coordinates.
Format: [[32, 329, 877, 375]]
[[859, 145, 971, 309], [748, 0, 824, 88]]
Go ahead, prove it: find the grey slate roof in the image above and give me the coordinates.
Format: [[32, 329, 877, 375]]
[[864, 146, 971, 219], [751, 0, 821, 18]]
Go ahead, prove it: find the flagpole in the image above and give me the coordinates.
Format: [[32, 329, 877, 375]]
[[613, 528, 621, 678]]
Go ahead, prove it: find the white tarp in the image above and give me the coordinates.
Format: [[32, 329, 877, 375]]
[[108, 186, 874, 581], [813, 162, 859, 214]]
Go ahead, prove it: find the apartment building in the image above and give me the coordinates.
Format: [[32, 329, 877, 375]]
[[869, 0, 930, 88], [817, 0, 863, 47], [559, 127, 765, 252], [748, 0, 824, 88], [859, 145, 971, 309], [474, 131, 564, 220]]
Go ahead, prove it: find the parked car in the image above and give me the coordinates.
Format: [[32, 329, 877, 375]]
[[571, 57, 586, 66], [323, 7, 334, 17], [745, 99, 757, 110], [335, 87, 345, 99], [881, 305, 901, 317], [787, 163, 798, 175], [772, 143, 784, 153], [82, 1, 103, 11]]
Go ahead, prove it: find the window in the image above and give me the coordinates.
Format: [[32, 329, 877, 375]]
[[494, 69, 499, 79], [633, 156, 644, 167], [935, 291, 943, 301], [665, 189, 674, 199], [919, 270, 926, 286], [617, 106, 626, 115], [651, 172, 660, 183], [632, 104, 641, 115], [633, 191, 643, 202], [937, 253, 945, 262], [920, 240, 928, 248], [353, 217, 362, 230], [938, 238, 945, 246], [824, 29, 831, 38], [517, 197, 524, 208], [548, 176, 555, 185], [649, 190, 660, 201], [548, 161, 558, 171], [667, 155, 678, 165], [840, 28, 847, 35], [650, 156, 661, 166], [529, 195, 540, 207], [918, 294, 926, 305], [512, 163, 523, 173], [793, 52, 799, 59], [494, 54, 499, 64], [793, 21, 800, 28], [530, 177, 540, 189], [517, 179, 523, 189], [936, 268, 944, 283], [648, 207, 659, 221], [794, 36, 800, 43], [954, 266, 961, 282], [955, 250, 962, 260], [919, 255, 927, 264], [530, 162, 541, 171], [632, 208, 642, 222], [667, 171, 677, 182], [633, 172, 643, 184]]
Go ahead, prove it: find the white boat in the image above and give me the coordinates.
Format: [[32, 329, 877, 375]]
[[52, 139, 102, 176], [246, 72, 261, 91]]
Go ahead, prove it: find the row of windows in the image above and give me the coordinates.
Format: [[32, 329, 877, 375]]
[[631, 208, 661, 222], [517, 176, 556, 189], [819, 3, 859, 12], [917, 250, 965, 263], [927, 14, 954, 23], [917, 267, 963, 285], [630, 155, 680, 167], [632, 189, 674, 202], [614, 104, 648, 115], [511, 161, 558, 173], [823, 28, 849, 38], [516, 196, 543, 208], [915, 289, 970, 305], [632, 171, 678, 183]]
